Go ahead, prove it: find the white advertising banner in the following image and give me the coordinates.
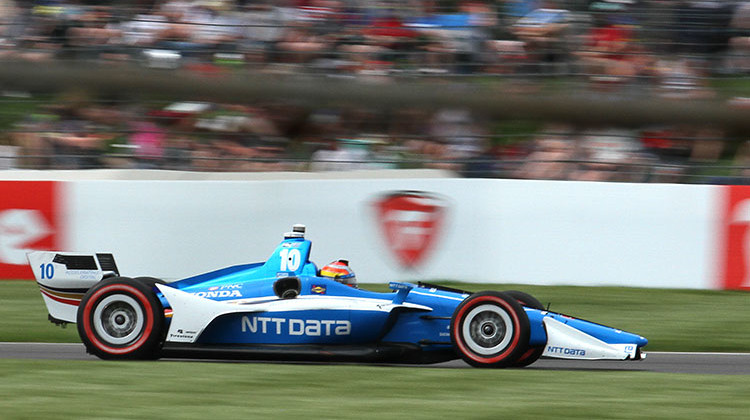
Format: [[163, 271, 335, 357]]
[[61, 179, 720, 289]]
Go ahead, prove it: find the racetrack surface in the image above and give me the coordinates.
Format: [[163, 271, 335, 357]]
[[1, 342, 748, 374]]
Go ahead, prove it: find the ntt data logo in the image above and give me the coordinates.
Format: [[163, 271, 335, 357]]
[[373, 191, 448, 269]]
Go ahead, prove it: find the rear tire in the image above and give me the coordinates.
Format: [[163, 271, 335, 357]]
[[504, 290, 546, 367], [450, 291, 530, 368], [77, 277, 164, 360], [134, 277, 166, 288], [133, 276, 168, 359]]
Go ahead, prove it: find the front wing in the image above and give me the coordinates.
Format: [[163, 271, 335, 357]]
[[541, 317, 644, 360]]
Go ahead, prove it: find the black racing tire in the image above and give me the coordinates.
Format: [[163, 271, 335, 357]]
[[133, 277, 166, 287], [77, 277, 165, 360], [450, 291, 530, 368], [133, 277, 167, 296], [503, 290, 544, 310], [504, 290, 546, 367], [133, 276, 169, 359]]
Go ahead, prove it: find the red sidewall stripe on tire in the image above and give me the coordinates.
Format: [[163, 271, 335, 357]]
[[82, 284, 154, 355], [453, 295, 522, 364]]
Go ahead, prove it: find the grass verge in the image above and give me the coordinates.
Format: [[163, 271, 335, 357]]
[[2, 280, 749, 351], [1, 359, 749, 420]]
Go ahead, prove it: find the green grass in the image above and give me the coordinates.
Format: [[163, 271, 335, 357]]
[[1, 280, 80, 342], [2, 280, 750, 419], [0, 359, 749, 420], [2, 280, 749, 351]]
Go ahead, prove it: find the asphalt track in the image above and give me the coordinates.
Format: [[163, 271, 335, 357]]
[[1, 342, 749, 374]]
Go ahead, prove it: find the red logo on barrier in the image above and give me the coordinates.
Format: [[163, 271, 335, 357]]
[[719, 185, 750, 290], [0, 181, 60, 280], [374, 191, 447, 269]]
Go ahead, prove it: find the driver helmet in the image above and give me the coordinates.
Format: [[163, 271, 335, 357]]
[[320, 259, 357, 287]]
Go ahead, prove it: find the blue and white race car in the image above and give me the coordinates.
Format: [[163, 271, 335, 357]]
[[29, 225, 647, 367]]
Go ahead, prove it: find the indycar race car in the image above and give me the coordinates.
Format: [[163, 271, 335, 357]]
[[28, 224, 647, 368]]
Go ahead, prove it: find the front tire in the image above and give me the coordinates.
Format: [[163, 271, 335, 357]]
[[77, 277, 164, 360], [451, 291, 530, 368], [503, 290, 544, 310], [504, 290, 545, 367]]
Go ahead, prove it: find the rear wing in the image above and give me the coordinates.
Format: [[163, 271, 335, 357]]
[[27, 251, 120, 324]]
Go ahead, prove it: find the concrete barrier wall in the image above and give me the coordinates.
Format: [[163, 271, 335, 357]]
[[3, 174, 749, 290]]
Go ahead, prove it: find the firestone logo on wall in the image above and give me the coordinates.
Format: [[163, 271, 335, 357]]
[[373, 191, 448, 269], [0, 182, 59, 280], [719, 185, 750, 290]]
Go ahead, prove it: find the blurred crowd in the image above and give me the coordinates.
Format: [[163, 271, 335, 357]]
[[1, 0, 750, 183], [2, 0, 749, 78], [5, 96, 742, 183]]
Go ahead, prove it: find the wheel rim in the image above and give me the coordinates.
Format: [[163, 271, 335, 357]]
[[92, 294, 145, 346], [462, 304, 514, 356]]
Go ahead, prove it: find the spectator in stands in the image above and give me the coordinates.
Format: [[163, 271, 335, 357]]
[[572, 128, 646, 182], [514, 125, 578, 180], [727, 2, 750, 74], [129, 120, 166, 169], [511, 4, 572, 74], [574, 1, 657, 90], [429, 108, 486, 161], [2, 0, 748, 184]]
